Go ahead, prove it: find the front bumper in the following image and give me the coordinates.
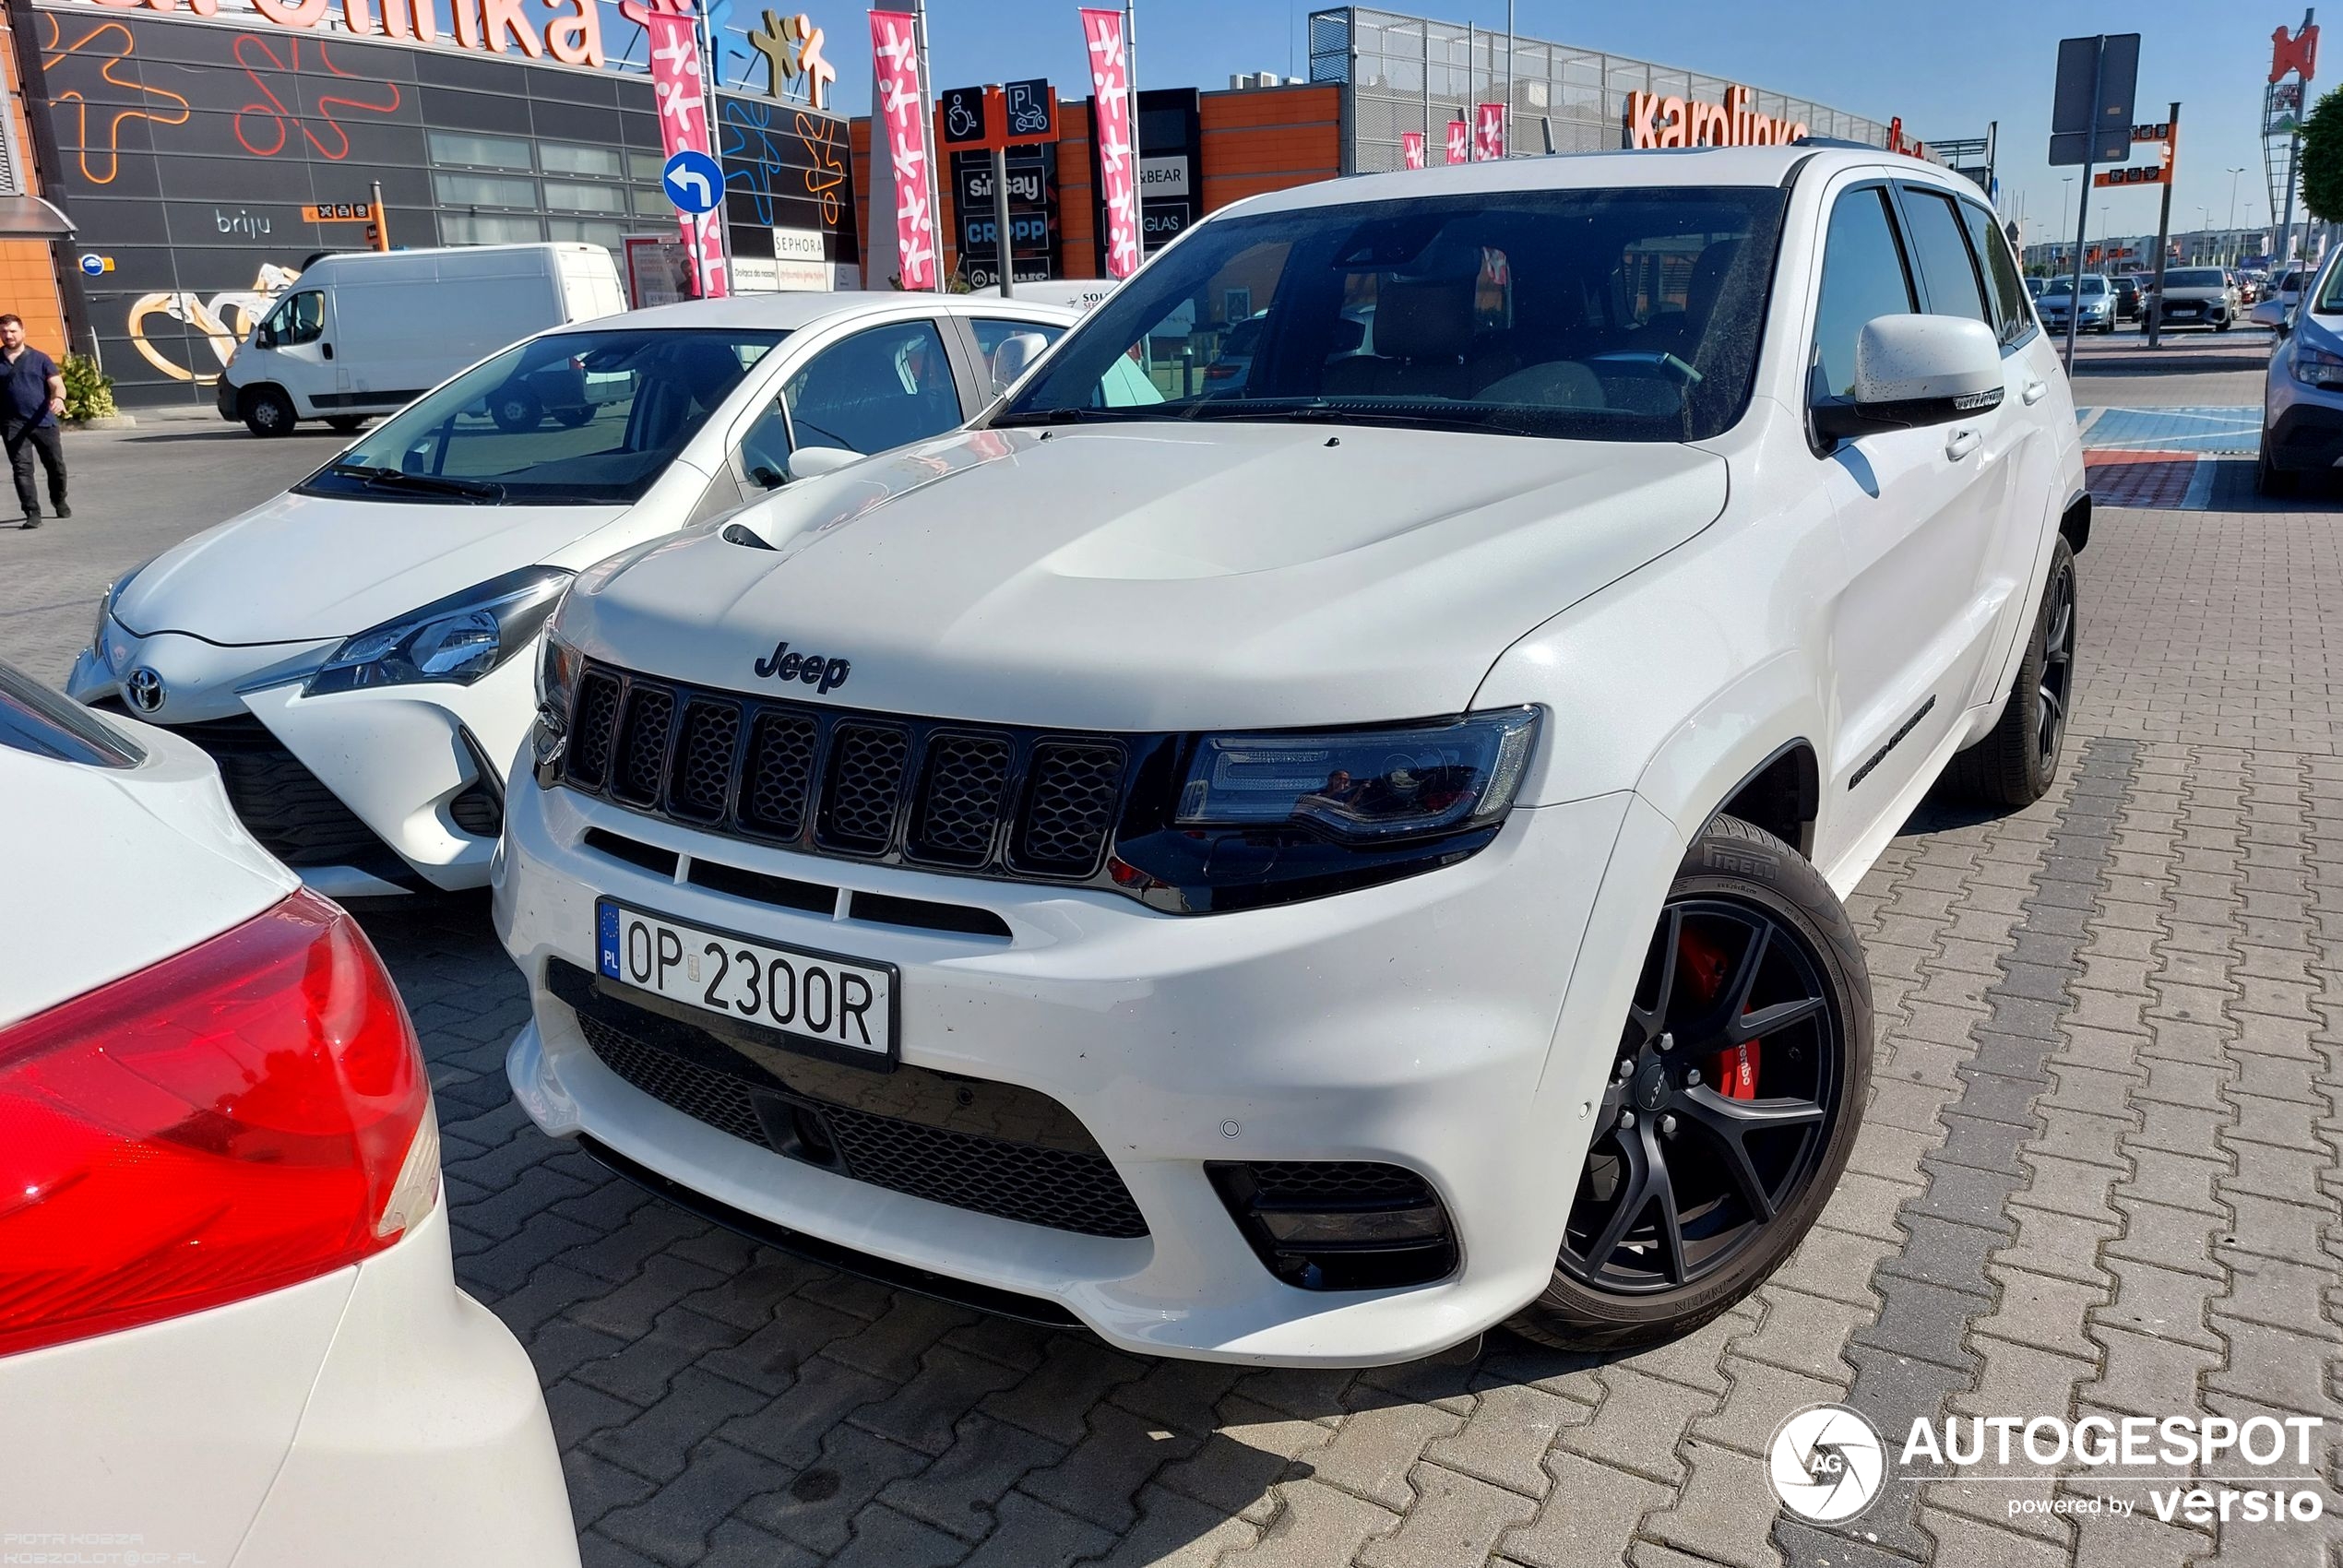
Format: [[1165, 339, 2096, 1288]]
[[497, 774, 1666, 1365], [67, 625, 533, 894], [2263, 382, 2343, 472], [0, 1200, 577, 1568]]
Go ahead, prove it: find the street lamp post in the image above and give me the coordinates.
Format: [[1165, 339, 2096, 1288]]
[[2228, 167, 2247, 264], [2062, 175, 2075, 236]]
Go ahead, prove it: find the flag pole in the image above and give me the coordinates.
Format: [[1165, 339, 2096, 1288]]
[[912, 0, 943, 291], [1124, 0, 1140, 200]]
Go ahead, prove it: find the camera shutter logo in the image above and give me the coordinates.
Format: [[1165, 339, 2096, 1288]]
[[1769, 1404, 1887, 1522]]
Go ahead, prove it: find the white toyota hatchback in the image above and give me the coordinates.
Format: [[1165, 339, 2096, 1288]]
[[66, 293, 1078, 898], [0, 662, 575, 1564], [497, 148, 2087, 1363]]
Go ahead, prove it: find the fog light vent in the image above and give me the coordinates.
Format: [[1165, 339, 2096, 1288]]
[[1207, 1160, 1457, 1292]]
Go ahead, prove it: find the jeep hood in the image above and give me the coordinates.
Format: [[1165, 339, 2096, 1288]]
[[565, 422, 1727, 731], [113, 488, 629, 647]]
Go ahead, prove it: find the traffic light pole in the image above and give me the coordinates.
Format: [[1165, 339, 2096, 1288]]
[[2146, 104, 2177, 349]]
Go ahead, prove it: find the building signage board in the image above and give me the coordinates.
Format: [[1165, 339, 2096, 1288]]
[[1137, 154, 1187, 197], [716, 90, 859, 279], [1626, 84, 1810, 148], [953, 143, 1054, 282]]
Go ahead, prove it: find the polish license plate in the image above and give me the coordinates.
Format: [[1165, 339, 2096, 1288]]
[[596, 898, 896, 1059]]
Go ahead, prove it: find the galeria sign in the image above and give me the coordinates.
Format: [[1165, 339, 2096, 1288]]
[[1628, 84, 1809, 148], [81, 0, 609, 68]]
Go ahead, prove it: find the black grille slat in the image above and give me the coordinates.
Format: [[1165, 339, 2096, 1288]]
[[567, 671, 622, 789], [576, 1001, 1146, 1239], [909, 733, 1013, 866], [556, 659, 1134, 886], [818, 722, 910, 853], [1016, 742, 1124, 876], [741, 710, 820, 839], [668, 698, 741, 822], [611, 683, 675, 806]]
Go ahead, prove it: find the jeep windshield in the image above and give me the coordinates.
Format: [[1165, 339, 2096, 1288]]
[[297, 327, 787, 506], [996, 185, 1787, 442]]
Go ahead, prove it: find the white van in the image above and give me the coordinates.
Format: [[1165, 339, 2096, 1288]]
[[218, 244, 625, 437]]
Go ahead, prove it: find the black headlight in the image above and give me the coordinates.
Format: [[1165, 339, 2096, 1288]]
[[1111, 709, 1540, 912]]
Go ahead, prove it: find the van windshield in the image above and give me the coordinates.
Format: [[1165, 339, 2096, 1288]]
[[996, 185, 1788, 442], [298, 327, 787, 506]]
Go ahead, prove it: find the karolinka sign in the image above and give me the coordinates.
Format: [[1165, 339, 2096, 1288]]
[[1628, 84, 1809, 149]]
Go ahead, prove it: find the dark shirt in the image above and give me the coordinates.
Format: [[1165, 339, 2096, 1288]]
[[3, 347, 59, 430]]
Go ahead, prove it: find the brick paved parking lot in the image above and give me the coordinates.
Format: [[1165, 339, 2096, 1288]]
[[6, 333, 2338, 1566]]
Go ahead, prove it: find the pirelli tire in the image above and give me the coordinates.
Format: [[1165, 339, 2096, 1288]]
[[1944, 536, 2077, 808]]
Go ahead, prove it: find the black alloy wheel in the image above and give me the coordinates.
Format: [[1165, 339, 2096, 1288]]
[[1561, 899, 1842, 1295], [2034, 551, 2075, 771], [1513, 817, 1871, 1351]]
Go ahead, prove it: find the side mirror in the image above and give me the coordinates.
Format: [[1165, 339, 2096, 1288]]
[[785, 445, 861, 482], [256, 326, 277, 350], [1813, 315, 2004, 445], [2279, 309, 2296, 340], [988, 331, 1051, 396]]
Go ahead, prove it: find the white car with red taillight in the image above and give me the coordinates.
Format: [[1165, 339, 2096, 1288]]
[[0, 661, 576, 1567]]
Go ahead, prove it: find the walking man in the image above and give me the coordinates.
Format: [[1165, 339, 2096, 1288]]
[[1, 314, 69, 529]]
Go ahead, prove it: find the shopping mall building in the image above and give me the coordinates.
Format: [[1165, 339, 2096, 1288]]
[[0, 0, 1908, 407]]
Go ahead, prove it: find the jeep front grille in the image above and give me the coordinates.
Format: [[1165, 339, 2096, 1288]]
[[556, 659, 1137, 884]]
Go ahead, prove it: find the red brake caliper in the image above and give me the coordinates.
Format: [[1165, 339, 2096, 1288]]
[[1677, 928, 1761, 1099]]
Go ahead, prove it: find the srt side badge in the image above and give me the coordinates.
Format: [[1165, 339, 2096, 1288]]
[[754, 639, 852, 695]]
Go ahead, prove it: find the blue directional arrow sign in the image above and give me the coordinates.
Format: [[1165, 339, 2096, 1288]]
[[662, 149, 724, 216]]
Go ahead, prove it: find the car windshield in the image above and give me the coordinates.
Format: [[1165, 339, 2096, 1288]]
[[997, 185, 1788, 443], [2044, 277, 2104, 296], [2166, 268, 2226, 290], [298, 327, 787, 506]]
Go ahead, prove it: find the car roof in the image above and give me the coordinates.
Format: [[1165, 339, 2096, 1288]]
[[576, 291, 1082, 335], [1224, 145, 1972, 217]]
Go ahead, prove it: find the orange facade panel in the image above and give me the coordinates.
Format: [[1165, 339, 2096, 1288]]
[[1200, 126, 1340, 178], [1199, 86, 1340, 131]]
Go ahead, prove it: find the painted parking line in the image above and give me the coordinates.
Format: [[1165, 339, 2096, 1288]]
[[2077, 405, 2260, 454]]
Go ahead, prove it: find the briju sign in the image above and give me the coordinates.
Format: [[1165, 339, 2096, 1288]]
[[1627, 84, 1809, 148], [1400, 130, 1425, 168], [78, 0, 611, 68], [872, 8, 937, 289], [1445, 119, 1469, 164], [1080, 6, 1138, 279], [1473, 102, 1504, 160], [647, 11, 726, 298]]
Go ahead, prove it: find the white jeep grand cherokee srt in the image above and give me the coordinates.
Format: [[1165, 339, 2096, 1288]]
[[495, 147, 2087, 1365]]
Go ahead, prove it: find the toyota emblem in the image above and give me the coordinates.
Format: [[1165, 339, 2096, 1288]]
[[125, 667, 165, 713]]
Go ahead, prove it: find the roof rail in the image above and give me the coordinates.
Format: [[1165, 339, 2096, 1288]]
[[1790, 136, 1877, 151]]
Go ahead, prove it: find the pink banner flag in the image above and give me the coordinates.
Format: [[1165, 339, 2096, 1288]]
[[870, 8, 936, 290], [1474, 102, 1505, 160], [1081, 6, 1140, 279], [645, 11, 725, 299], [1445, 119, 1469, 164], [1400, 130, 1426, 169]]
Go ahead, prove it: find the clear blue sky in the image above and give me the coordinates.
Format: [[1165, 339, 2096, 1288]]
[[811, 1, 2311, 252]]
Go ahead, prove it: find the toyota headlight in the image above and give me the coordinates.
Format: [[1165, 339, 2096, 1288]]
[[303, 566, 572, 697], [2292, 340, 2343, 388], [92, 557, 157, 657]]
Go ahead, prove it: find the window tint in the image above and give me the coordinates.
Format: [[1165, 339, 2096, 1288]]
[[301, 327, 785, 505], [1898, 188, 1990, 326], [1810, 187, 1915, 400], [1959, 200, 2034, 346], [785, 320, 964, 456], [1003, 186, 1790, 443]]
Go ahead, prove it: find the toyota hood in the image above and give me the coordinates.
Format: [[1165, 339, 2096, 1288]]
[[562, 422, 1728, 731], [112, 488, 631, 647]]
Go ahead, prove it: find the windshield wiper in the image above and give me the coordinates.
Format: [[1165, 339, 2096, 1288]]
[[328, 461, 506, 502], [1177, 400, 1544, 436], [990, 407, 1152, 427]]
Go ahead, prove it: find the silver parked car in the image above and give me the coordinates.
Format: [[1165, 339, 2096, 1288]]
[[2147, 266, 2240, 332], [2259, 250, 2343, 493]]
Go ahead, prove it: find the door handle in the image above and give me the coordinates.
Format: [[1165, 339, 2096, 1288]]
[[2021, 376, 2048, 405], [322, 342, 334, 361], [1945, 427, 1981, 462]]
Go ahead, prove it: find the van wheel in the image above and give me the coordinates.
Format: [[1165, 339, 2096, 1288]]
[[1944, 536, 2076, 808], [242, 386, 295, 438], [489, 386, 543, 433], [327, 415, 365, 433], [1511, 817, 1871, 1352], [551, 405, 594, 429]]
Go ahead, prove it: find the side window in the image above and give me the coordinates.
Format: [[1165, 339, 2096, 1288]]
[[969, 316, 1066, 392], [1958, 200, 2034, 346], [271, 291, 325, 346], [783, 320, 964, 456], [1810, 186, 1916, 401], [1897, 188, 1991, 327]]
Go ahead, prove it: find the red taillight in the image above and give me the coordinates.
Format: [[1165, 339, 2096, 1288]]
[[0, 890, 434, 1358]]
